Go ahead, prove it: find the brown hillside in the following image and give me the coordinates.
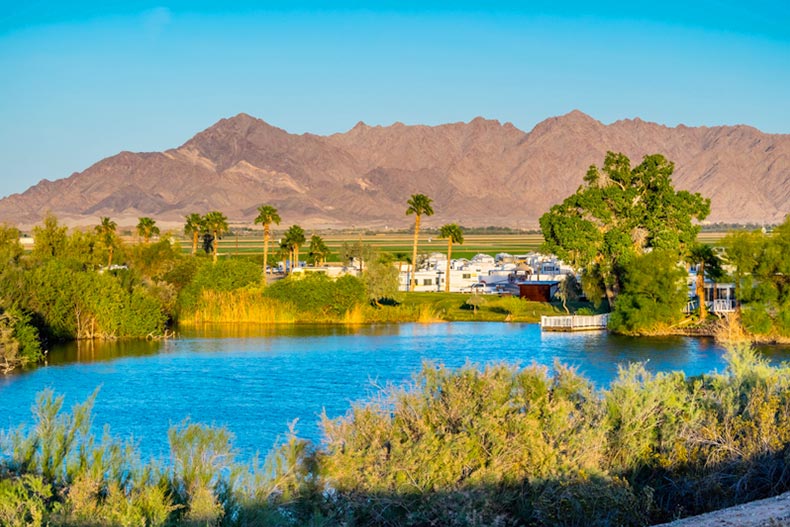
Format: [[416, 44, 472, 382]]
[[0, 111, 787, 230]]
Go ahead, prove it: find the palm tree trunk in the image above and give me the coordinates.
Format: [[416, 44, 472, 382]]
[[410, 215, 420, 292], [263, 225, 270, 276], [294, 245, 300, 270], [192, 232, 198, 256], [697, 261, 707, 320], [445, 238, 452, 293], [107, 247, 113, 268], [213, 230, 219, 263]]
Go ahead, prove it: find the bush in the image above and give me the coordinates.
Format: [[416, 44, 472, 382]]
[[18, 259, 167, 340], [178, 259, 263, 312], [264, 273, 366, 319], [0, 308, 43, 373]]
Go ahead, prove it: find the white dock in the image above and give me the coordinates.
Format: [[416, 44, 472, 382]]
[[540, 314, 609, 332]]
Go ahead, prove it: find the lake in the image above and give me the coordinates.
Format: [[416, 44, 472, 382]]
[[2, 323, 788, 463]]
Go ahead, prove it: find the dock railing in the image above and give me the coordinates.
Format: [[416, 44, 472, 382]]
[[540, 313, 609, 331]]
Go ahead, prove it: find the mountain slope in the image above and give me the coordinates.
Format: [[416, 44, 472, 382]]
[[1, 111, 787, 229]]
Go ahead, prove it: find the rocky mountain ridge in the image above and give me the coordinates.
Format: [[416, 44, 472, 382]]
[[0, 110, 787, 229]]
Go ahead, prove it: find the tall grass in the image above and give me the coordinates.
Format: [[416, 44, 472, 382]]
[[178, 289, 295, 325]]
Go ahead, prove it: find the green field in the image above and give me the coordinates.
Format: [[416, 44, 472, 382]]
[[189, 231, 731, 261]]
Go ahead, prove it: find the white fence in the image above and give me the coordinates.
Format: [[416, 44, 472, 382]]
[[540, 314, 609, 331]]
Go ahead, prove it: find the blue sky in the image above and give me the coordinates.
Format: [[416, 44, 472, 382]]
[[1, 1, 788, 198]]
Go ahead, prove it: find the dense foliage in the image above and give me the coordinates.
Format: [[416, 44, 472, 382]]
[[540, 152, 709, 309], [264, 273, 366, 319], [722, 216, 790, 338], [0, 308, 42, 374], [0, 217, 173, 364], [608, 250, 688, 334], [4, 344, 790, 526]]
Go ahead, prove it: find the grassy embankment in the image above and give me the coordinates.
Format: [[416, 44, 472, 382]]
[[178, 289, 572, 327]]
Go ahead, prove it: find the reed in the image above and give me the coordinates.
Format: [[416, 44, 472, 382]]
[[342, 303, 366, 325], [179, 289, 295, 325], [416, 303, 443, 324]]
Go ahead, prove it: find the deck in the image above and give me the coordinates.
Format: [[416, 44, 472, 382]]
[[540, 314, 609, 332]]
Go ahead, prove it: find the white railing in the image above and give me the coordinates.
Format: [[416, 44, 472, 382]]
[[709, 299, 737, 313], [540, 314, 609, 331]]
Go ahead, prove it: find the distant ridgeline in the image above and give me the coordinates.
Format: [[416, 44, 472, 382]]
[[0, 111, 787, 229]]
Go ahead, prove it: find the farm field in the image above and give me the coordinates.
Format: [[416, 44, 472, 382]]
[[183, 230, 731, 261]]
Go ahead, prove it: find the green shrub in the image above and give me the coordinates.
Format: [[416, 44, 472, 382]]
[[741, 304, 774, 335], [178, 259, 262, 312], [264, 273, 366, 319], [0, 308, 43, 372]]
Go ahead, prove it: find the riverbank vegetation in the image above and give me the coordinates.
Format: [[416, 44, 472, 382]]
[[4, 343, 790, 526]]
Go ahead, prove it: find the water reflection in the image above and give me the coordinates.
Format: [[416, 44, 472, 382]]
[[45, 338, 162, 366]]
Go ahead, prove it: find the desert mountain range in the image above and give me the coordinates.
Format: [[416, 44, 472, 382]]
[[0, 110, 787, 230]]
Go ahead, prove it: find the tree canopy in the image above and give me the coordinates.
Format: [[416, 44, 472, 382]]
[[307, 234, 330, 266], [184, 213, 205, 256], [203, 211, 229, 263], [722, 216, 790, 336], [95, 217, 119, 268], [136, 217, 160, 244], [540, 152, 709, 308]]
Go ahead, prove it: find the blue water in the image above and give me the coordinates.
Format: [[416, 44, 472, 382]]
[[1, 323, 785, 463]]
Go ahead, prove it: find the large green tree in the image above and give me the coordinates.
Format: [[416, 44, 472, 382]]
[[254, 205, 281, 274], [406, 193, 434, 292], [95, 217, 118, 268], [32, 213, 67, 260], [362, 254, 400, 306], [136, 217, 160, 244], [202, 211, 229, 264], [0, 223, 23, 265], [540, 152, 709, 308], [439, 223, 464, 292], [184, 213, 204, 256]]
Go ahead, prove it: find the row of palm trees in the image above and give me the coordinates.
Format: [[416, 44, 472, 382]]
[[405, 193, 464, 292], [96, 195, 463, 290], [185, 206, 323, 273], [94, 216, 163, 267]]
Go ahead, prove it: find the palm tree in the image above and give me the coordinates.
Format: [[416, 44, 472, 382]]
[[405, 193, 434, 291], [254, 205, 281, 274], [136, 217, 160, 244], [276, 240, 290, 274], [203, 211, 229, 263], [308, 234, 330, 265], [184, 213, 204, 255], [95, 216, 118, 268], [439, 223, 464, 292], [283, 225, 306, 272]]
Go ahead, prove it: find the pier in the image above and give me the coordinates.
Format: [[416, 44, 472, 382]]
[[540, 314, 609, 332]]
